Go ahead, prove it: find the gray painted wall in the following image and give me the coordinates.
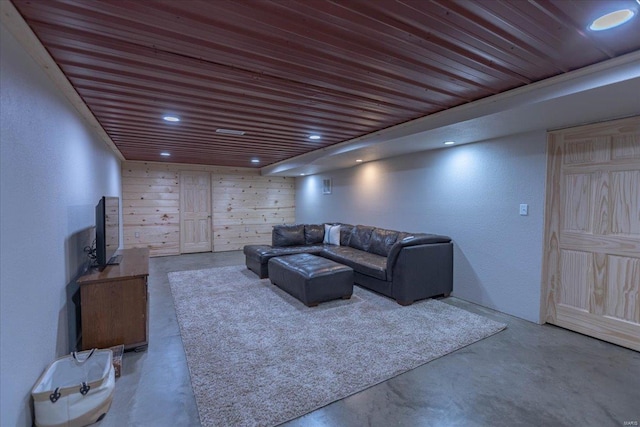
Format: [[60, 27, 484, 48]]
[[296, 131, 547, 324], [0, 24, 122, 426]]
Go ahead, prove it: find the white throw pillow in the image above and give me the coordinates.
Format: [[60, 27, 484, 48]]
[[323, 224, 341, 245], [323, 224, 331, 244]]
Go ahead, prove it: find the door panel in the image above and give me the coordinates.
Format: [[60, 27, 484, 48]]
[[559, 250, 591, 310], [607, 256, 639, 323], [611, 170, 640, 235], [542, 116, 640, 351], [180, 172, 212, 253], [562, 173, 591, 232]]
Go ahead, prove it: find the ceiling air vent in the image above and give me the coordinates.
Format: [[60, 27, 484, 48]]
[[216, 129, 246, 136]]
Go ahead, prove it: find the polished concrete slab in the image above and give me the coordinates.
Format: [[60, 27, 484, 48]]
[[98, 251, 640, 427]]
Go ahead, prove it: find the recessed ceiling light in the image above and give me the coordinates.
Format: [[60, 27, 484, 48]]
[[589, 9, 635, 31], [309, 135, 321, 140], [163, 115, 180, 122], [216, 129, 246, 136], [251, 159, 260, 164], [444, 141, 456, 145], [300, 173, 305, 176], [160, 152, 170, 156], [356, 159, 363, 163]]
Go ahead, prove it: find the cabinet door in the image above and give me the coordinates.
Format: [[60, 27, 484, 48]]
[[81, 278, 147, 350]]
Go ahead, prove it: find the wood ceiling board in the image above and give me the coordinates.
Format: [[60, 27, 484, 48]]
[[91, 109, 353, 143], [59, 59, 442, 120], [43, 35, 439, 118], [341, 0, 546, 80], [280, 0, 524, 89], [76, 82, 381, 127], [104, 132, 331, 154], [73, 79, 400, 129], [24, 4, 472, 105], [11, 0, 640, 168], [115, 143, 307, 159], [429, 1, 575, 72], [203, 1, 497, 98], [36, 28, 459, 114], [132, 0, 492, 97], [109, 137, 339, 155], [16, 2, 506, 107]]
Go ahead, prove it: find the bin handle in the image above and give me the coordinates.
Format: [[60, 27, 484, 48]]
[[79, 382, 91, 395], [49, 387, 61, 403], [71, 348, 96, 364]]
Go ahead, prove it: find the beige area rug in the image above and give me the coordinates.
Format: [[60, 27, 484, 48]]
[[168, 265, 506, 427]]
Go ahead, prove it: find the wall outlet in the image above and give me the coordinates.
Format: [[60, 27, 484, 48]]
[[245, 227, 249, 232], [519, 204, 529, 216], [135, 232, 140, 238]]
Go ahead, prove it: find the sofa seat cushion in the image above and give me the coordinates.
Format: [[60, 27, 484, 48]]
[[321, 246, 387, 281], [244, 244, 324, 263]]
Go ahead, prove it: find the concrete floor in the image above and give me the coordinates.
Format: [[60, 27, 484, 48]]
[[98, 251, 640, 427]]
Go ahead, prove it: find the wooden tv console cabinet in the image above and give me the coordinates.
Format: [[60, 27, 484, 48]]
[[78, 247, 150, 351]]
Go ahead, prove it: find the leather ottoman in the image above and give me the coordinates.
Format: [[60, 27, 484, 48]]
[[268, 253, 354, 307]]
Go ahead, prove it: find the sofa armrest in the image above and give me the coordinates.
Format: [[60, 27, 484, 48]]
[[388, 242, 453, 304], [386, 234, 451, 273], [243, 244, 272, 256]]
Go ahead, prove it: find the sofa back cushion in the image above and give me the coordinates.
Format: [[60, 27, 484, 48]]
[[272, 224, 305, 247], [304, 224, 325, 244], [348, 225, 375, 251], [340, 224, 355, 246], [368, 228, 400, 257]]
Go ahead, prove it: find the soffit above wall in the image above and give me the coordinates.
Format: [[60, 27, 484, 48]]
[[264, 53, 640, 176]]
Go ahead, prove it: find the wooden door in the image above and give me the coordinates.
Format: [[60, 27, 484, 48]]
[[180, 171, 212, 253], [542, 116, 640, 351]]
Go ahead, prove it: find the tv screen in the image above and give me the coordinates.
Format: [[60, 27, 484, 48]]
[[95, 196, 120, 270]]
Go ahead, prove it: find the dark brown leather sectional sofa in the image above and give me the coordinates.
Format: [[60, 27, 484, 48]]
[[243, 223, 453, 306]]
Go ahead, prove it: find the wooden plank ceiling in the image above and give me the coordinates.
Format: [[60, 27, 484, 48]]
[[11, 0, 640, 168]]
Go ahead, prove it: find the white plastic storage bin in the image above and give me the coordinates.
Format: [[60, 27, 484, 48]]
[[31, 349, 115, 427]]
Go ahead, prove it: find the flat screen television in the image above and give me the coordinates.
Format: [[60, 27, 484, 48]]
[[95, 196, 120, 270]]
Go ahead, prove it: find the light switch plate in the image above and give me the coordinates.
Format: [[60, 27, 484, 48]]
[[519, 204, 529, 216]]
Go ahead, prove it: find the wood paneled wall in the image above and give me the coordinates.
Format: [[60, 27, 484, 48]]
[[212, 174, 295, 252], [122, 163, 180, 256], [122, 161, 294, 256]]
